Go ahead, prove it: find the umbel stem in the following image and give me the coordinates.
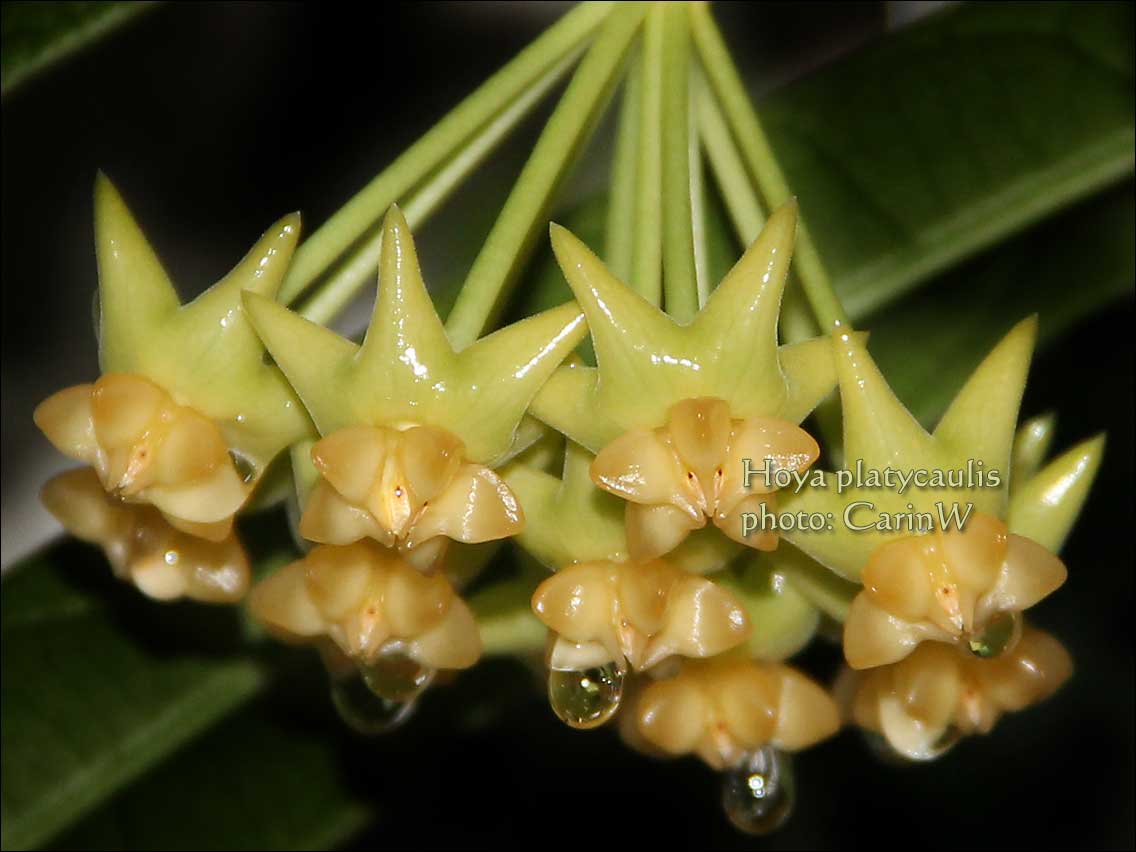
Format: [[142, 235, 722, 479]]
[[445, 2, 644, 348], [290, 0, 849, 346], [279, 0, 614, 306], [689, 0, 849, 330]]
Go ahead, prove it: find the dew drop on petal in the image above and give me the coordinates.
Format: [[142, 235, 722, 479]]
[[547, 663, 624, 730], [360, 653, 435, 702], [968, 610, 1022, 659], [721, 746, 795, 835], [330, 672, 416, 736]]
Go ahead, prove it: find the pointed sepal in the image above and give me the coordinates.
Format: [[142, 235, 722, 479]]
[[95, 173, 180, 373], [91, 176, 312, 475], [1008, 434, 1104, 553], [539, 204, 837, 445], [247, 208, 585, 465], [934, 316, 1036, 514]]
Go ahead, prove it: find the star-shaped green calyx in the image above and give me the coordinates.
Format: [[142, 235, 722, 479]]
[[242, 206, 588, 467], [528, 202, 842, 452], [780, 317, 1104, 581], [94, 174, 313, 476]]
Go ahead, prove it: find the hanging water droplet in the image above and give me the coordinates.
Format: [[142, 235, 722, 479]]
[[330, 672, 416, 736], [360, 653, 435, 702], [721, 746, 795, 835], [968, 610, 1022, 659], [227, 450, 258, 484], [91, 289, 102, 341], [547, 662, 624, 730]]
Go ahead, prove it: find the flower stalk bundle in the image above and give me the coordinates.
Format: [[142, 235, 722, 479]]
[[31, 1, 1106, 835]]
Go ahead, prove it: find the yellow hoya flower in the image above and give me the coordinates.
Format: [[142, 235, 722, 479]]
[[531, 558, 752, 674], [779, 320, 1103, 669], [531, 203, 840, 561], [41, 467, 249, 603], [503, 443, 828, 670], [34, 176, 313, 543], [299, 424, 522, 572], [242, 206, 587, 562], [591, 397, 820, 561], [838, 624, 1072, 761], [619, 656, 840, 771], [248, 540, 482, 685], [502, 441, 753, 728]]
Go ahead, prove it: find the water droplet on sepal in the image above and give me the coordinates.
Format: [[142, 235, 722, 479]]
[[548, 662, 624, 729], [968, 610, 1022, 659], [721, 746, 795, 835], [330, 672, 416, 736]]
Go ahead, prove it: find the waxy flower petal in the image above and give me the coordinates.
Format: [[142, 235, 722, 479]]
[[844, 512, 1066, 669], [41, 468, 249, 603], [532, 558, 751, 672], [37, 374, 251, 540], [590, 396, 819, 560], [842, 626, 1072, 761], [248, 541, 482, 670], [502, 440, 741, 575], [298, 423, 523, 571], [625, 657, 840, 770]]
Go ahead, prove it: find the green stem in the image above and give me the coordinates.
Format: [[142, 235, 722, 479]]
[[294, 52, 577, 325], [690, 81, 710, 307], [279, 0, 614, 305], [695, 69, 764, 244], [660, 2, 698, 323], [696, 70, 822, 344], [445, 2, 645, 349], [605, 47, 640, 283], [629, 3, 664, 305], [690, 1, 849, 330]]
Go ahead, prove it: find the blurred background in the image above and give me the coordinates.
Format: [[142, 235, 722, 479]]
[[2, 2, 1132, 849]]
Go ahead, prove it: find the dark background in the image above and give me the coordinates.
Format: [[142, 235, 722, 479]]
[[2, 3, 1132, 849]]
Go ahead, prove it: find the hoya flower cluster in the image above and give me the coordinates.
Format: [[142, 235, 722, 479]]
[[31, 2, 1106, 836]]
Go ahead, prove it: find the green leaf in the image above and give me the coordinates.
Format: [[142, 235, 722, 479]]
[[867, 185, 1134, 426], [0, 542, 266, 851], [758, 0, 1134, 318], [51, 709, 371, 851], [1, 2, 158, 97]]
